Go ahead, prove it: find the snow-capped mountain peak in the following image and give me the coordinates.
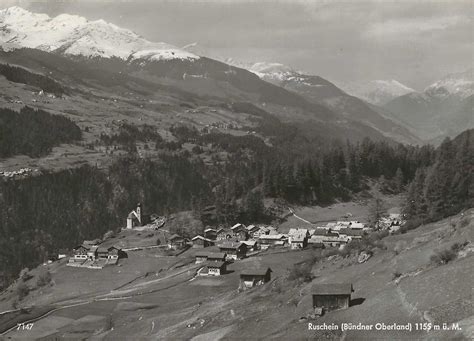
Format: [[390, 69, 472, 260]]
[[424, 69, 473, 99], [0, 6, 199, 61], [340, 79, 416, 105]]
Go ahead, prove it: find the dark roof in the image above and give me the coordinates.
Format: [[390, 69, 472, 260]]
[[206, 261, 226, 268], [108, 246, 122, 251], [195, 252, 209, 258], [97, 247, 109, 253], [338, 228, 365, 236], [312, 283, 353, 295], [312, 229, 328, 236], [74, 244, 90, 251], [207, 252, 226, 259], [240, 267, 272, 276]]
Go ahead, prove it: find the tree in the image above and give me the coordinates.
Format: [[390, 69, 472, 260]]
[[368, 196, 387, 229]]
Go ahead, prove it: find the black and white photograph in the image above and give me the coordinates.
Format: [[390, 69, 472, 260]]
[[0, 0, 472, 340]]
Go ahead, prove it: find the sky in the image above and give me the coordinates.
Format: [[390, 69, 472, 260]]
[[1, 0, 472, 90]]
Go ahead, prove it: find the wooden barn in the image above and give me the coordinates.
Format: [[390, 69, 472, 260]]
[[191, 235, 214, 248], [206, 261, 227, 276], [312, 283, 354, 312], [218, 241, 247, 260], [239, 267, 272, 289]]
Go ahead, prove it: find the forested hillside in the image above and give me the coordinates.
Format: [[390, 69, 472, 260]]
[[0, 107, 81, 158], [404, 129, 474, 225]]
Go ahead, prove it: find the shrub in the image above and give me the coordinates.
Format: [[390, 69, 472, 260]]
[[392, 271, 402, 280], [16, 282, 29, 300], [287, 262, 313, 283], [36, 269, 52, 287], [430, 248, 457, 266], [450, 241, 468, 253]]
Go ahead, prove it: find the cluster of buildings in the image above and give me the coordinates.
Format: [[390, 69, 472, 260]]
[[68, 240, 126, 269], [0, 167, 37, 178]]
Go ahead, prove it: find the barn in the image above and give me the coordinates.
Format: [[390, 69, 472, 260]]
[[312, 283, 354, 312]]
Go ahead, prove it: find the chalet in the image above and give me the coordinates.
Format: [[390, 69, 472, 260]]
[[72, 245, 90, 262], [204, 228, 217, 240], [230, 223, 248, 241], [107, 246, 125, 260], [168, 234, 187, 250], [253, 226, 269, 238], [87, 246, 99, 260], [126, 203, 151, 229], [239, 267, 272, 289], [216, 228, 232, 241], [245, 225, 260, 236], [312, 283, 354, 312], [241, 240, 259, 252], [206, 261, 227, 276], [290, 235, 307, 249], [218, 241, 247, 260], [191, 235, 214, 248], [258, 234, 287, 249], [96, 247, 109, 259], [195, 251, 209, 264]]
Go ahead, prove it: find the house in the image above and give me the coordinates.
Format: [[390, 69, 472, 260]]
[[107, 246, 125, 260], [191, 235, 214, 248], [96, 247, 109, 259], [230, 223, 248, 240], [239, 267, 272, 289], [204, 228, 217, 240], [253, 226, 269, 238], [245, 225, 260, 235], [216, 228, 232, 241], [350, 222, 365, 230], [258, 234, 287, 249], [72, 245, 90, 262], [126, 203, 151, 229], [241, 240, 259, 252], [168, 234, 187, 250], [206, 261, 227, 276], [290, 235, 308, 249], [87, 246, 99, 260], [312, 283, 354, 312], [195, 251, 209, 264], [218, 241, 247, 260]]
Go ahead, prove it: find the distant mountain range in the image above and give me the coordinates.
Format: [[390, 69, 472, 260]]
[[0, 6, 470, 146], [383, 69, 473, 142], [339, 80, 415, 106]]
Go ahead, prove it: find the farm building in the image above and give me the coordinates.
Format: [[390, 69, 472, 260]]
[[96, 247, 109, 259], [337, 228, 365, 240], [191, 235, 214, 248], [218, 241, 247, 260], [107, 246, 125, 260], [288, 228, 310, 238], [206, 261, 227, 276], [312, 283, 354, 312], [168, 234, 187, 250], [239, 267, 272, 289], [245, 225, 260, 235], [231, 223, 248, 240], [195, 251, 209, 264]]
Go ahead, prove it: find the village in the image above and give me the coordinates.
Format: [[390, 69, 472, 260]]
[[65, 202, 405, 313]]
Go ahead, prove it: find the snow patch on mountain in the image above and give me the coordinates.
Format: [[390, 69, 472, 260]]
[[340, 80, 416, 105], [424, 69, 473, 99], [0, 6, 198, 61]]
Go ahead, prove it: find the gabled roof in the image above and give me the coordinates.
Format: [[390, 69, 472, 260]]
[[337, 228, 365, 237], [216, 228, 226, 233], [311, 229, 328, 236], [231, 223, 244, 230], [240, 267, 272, 276], [74, 244, 90, 251], [312, 283, 353, 295], [204, 228, 216, 233], [192, 235, 212, 242], [195, 251, 209, 258], [169, 234, 184, 241], [97, 247, 109, 253], [127, 210, 139, 220], [241, 240, 257, 246], [107, 245, 122, 251], [288, 228, 309, 236], [89, 245, 99, 252]]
